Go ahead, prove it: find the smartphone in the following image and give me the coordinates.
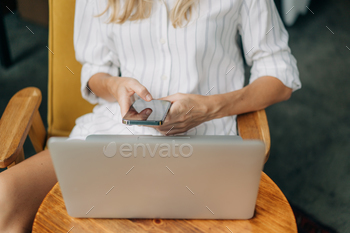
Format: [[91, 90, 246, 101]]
[[122, 99, 172, 126]]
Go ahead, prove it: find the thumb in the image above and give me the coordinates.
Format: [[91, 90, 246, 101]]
[[159, 94, 178, 103], [132, 81, 153, 102]]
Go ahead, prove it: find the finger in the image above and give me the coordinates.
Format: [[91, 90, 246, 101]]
[[119, 94, 133, 118], [144, 125, 158, 129], [146, 123, 172, 132], [127, 107, 139, 118], [158, 94, 178, 102], [130, 95, 135, 103], [131, 80, 153, 102], [163, 128, 187, 136], [138, 108, 153, 120]]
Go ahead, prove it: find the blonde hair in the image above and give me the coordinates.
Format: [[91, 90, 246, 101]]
[[100, 0, 197, 28]]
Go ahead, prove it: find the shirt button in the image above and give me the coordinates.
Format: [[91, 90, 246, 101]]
[[160, 38, 166, 44], [161, 75, 167, 80]]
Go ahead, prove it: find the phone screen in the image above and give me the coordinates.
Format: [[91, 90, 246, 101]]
[[122, 99, 172, 125]]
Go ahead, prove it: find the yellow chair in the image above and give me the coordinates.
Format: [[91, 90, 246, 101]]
[[0, 0, 270, 169]]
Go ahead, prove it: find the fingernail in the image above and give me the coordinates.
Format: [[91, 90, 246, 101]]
[[146, 94, 152, 101], [146, 109, 151, 115]]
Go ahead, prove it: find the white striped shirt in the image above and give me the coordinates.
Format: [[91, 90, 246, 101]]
[[69, 0, 301, 139]]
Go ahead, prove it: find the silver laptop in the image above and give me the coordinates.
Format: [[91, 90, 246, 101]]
[[48, 135, 265, 219]]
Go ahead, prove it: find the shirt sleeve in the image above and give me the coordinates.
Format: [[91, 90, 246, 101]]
[[237, 0, 301, 91], [74, 0, 120, 104]]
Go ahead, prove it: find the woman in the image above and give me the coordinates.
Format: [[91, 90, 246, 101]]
[[0, 0, 301, 232]]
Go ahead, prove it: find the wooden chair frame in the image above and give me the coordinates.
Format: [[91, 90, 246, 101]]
[[0, 87, 270, 169]]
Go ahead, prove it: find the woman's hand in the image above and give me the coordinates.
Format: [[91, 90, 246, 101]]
[[105, 77, 153, 117], [88, 73, 153, 117], [150, 93, 218, 135], [150, 77, 292, 135], [150, 76, 292, 135]]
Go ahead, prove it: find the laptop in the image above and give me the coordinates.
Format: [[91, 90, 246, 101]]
[[48, 135, 265, 219]]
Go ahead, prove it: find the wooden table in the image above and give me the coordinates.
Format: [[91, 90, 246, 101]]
[[33, 172, 297, 233]]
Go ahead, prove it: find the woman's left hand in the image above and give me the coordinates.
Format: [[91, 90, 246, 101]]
[[149, 93, 218, 135]]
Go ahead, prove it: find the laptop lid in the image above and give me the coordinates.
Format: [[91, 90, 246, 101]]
[[48, 135, 265, 219]]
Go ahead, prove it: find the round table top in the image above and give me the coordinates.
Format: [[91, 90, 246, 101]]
[[32, 172, 297, 233]]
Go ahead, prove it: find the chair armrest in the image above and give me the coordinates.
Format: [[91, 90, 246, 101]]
[[237, 109, 271, 163], [0, 87, 46, 168]]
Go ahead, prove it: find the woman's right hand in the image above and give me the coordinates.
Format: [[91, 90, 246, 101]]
[[88, 73, 153, 117], [105, 77, 153, 117]]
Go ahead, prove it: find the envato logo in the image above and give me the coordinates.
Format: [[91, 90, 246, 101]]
[[103, 140, 193, 158]]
